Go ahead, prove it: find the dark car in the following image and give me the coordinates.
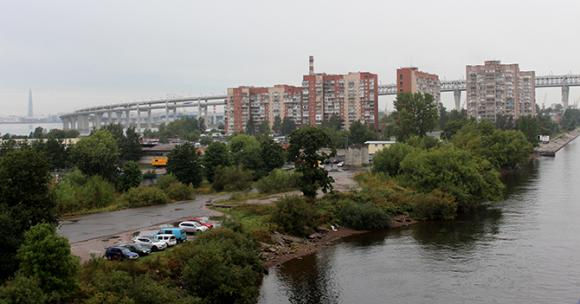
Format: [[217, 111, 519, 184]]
[[118, 243, 151, 256], [105, 246, 139, 261]]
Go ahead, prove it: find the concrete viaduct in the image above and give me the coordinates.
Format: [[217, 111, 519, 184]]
[[60, 74, 580, 133]]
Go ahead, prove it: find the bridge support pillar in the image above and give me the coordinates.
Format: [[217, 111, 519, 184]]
[[562, 85, 570, 109], [115, 111, 122, 126], [147, 107, 152, 130], [136, 105, 141, 132], [203, 102, 208, 128], [125, 110, 131, 127], [107, 111, 112, 126], [173, 102, 177, 120], [62, 117, 69, 130], [454, 90, 462, 110], [165, 101, 169, 123], [95, 113, 102, 129]]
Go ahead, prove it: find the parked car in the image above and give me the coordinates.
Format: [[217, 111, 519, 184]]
[[155, 234, 177, 247], [337, 161, 344, 167], [133, 235, 167, 251], [187, 217, 214, 229], [118, 243, 151, 256], [158, 227, 188, 243], [179, 221, 209, 234], [105, 246, 139, 260]]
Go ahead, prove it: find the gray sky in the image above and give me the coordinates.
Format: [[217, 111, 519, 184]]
[[1, 0, 579, 116]]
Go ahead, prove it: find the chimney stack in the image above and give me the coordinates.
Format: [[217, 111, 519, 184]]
[[309, 56, 314, 75]]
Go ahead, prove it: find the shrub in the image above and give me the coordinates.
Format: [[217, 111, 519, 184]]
[[54, 173, 116, 214], [79, 176, 116, 209], [272, 196, 317, 236], [165, 182, 194, 201], [372, 143, 415, 176], [410, 190, 457, 220], [255, 169, 300, 194], [117, 161, 142, 191], [336, 199, 391, 230], [156, 174, 179, 190], [121, 186, 169, 208], [212, 166, 253, 192]]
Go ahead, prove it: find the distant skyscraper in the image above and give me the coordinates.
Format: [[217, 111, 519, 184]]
[[28, 89, 33, 118]]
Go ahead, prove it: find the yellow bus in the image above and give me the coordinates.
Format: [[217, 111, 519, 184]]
[[151, 156, 168, 167]]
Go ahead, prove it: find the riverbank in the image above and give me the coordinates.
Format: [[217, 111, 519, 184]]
[[261, 215, 418, 268], [534, 128, 580, 156]]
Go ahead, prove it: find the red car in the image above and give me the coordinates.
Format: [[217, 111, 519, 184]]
[[187, 217, 214, 229]]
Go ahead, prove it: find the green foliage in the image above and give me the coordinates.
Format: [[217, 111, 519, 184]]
[[55, 172, 116, 214], [405, 135, 441, 149], [272, 115, 282, 135], [372, 143, 415, 176], [288, 127, 335, 198], [117, 161, 142, 191], [46, 128, 79, 139], [167, 143, 203, 187], [0, 148, 56, 280], [155, 174, 179, 190], [560, 108, 580, 131], [495, 114, 514, 130], [165, 182, 194, 201], [280, 117, 297, 136], [399, 146, 505, 210], [31, 137, 70, 170], [229, 134, 262, 174], [202, 142, 231, 183], [212, 166, 253, 192], [348, 120, 377, 147], [101, 125, 142, 162], [257, 136, 285, 177], [70, 130, 120, 180], [255, 169, 301, 194], [121, 186, 170, 208], [272, 196, 317, 236], [157, 117, 202, 142], [441, 119, 469, 140], [0, 274, 47, 304], [393, 93, 438, 141], [335, 199, 391, 230], [452, 121, 533, 169], [16, 223, 79, 302], [181, 228, 263, 304], [409, 190, 457, 220], [257, 121, 271, 136]]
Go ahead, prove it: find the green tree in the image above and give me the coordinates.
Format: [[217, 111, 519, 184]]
[[229, 134, 262, 174], [495, 114, 514, 130], [321, 114, 342, 131], [16, 223, 79, 302], [245, 117, 256, 135], [348, 120, 376, 147], [0, 148, 57, 280], [30, 126, 45, 139], [288, 127, 335, 198], [257, 121, 270, 136], [0, 275, 47, 304], [272, 115, 282, 135], [167, 143, 203, 187], [272, 196, 317, 236], [441, 119, 469, 140], [182, 228, 263, 304], [122, 126, 143, 161], [393, 93, 438, 141], [118, 161, 143, 191], [372, 143, 416, 176], [202, 142, 231, 183], [399, 146, 505, 210], [560, 108, 580, 131], [70, 130, 120, 180], [211, 166, 253, 192], [280, 117, 296, 136], [516, 116, 541, 146], [257, 136, 285, 177]]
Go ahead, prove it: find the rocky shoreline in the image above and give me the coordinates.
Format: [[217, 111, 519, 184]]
[[261, 215, 417, 268]]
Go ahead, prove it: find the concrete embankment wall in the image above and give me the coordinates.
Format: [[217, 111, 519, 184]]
[[535, 128, 580, 156]]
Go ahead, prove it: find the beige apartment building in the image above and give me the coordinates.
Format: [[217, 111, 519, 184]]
[[466, 60, 536, 121], [396, 67, 441, 104]]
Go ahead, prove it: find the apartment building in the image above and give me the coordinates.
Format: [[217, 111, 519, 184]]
[[396, 67, 441, 104], [302, 71, 378, 129], [225, 85, 302, 134], [466, 60, 536, 121]]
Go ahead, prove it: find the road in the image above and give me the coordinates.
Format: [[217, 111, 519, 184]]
[[58, 193, 229, 243]]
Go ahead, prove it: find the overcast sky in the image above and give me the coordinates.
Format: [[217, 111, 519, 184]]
[[1, 0, 579, 116]]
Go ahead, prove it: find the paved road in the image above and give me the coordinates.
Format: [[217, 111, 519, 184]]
[[58, 194, 229, 243]]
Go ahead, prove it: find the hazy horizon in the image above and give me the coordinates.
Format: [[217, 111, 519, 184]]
[[1, 0, 579, 116]]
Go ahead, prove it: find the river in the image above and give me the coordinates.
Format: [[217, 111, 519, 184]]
[[259, 139, 580, 303], [0, 122, 63, 136]]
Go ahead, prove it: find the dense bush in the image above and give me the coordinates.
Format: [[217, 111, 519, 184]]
[[54, 171, 116, 214], [255, 169, 300, 194], [121, 186, 169, 208], [117, 161, 142, 191], [212, 166, 253, 192], [165, 182, 194, 201], [409, 190, 457, 220], [155, 174, 179, 190], [336, 199, 391, 230], [372, 143, 415, 176], [272, 196, 317, 236]]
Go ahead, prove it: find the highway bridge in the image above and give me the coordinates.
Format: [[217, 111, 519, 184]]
[[60, 74, 580, 132]]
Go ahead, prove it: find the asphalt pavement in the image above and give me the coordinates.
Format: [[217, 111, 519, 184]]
[[58, 193, 229, 243]]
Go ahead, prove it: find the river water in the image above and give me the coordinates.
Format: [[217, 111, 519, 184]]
[[259, 139, 580, 304]]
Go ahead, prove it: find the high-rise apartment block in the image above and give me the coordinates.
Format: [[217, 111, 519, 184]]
[[396, 67, 441, 104], [302, 72, 378, 129], [225, 57, 379, 133], [225, 85, 302, 134], [466, 60, 536, 121]]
